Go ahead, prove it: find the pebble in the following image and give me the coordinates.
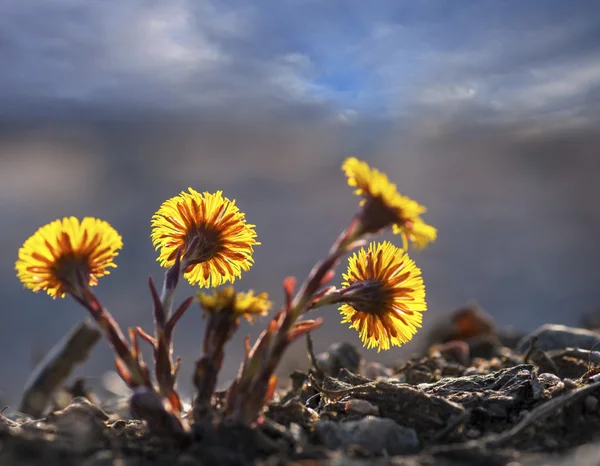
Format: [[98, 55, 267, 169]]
[[432, 340, 470, 366], [316, 342, 362, 376], [344, 399, 380, 416], [316, 416, 420, 455], [563, 379, 578, 390], [517, 324, 600, 353], [363, 362, 392, 379], [46, 398, 110, 455], [130, 388, 185, 435], [538, 373, 562, 385]]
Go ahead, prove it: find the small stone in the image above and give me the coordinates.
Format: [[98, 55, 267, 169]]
[[517, 324, 600, 353], [564, 379, 578, 390], [431, 340, 470, 366], [363, 362, 392, 380], [316, 342, 362, 377], [316, 416, 420, 455], [48, 397, 109, 455], [538, 373, 565, 395], [130, 387, 185, 435], [344, 399, 380, 416], [427, 304, 496, 345], [584, 396, 599, 413], [531, 372, 544, 401], [538, 373, 562, 385]]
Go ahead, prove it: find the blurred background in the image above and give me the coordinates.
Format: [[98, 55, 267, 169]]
[[1, 0, 600, 407]]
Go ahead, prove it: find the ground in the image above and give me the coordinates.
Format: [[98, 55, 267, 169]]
[[3, 315, 600, 466]]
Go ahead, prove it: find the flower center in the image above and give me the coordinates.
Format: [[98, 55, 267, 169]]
[[52, 254, 90, 294], [346, 279, 391, 316], [358, 197, 404, 236], [183, 225, 221, 266]]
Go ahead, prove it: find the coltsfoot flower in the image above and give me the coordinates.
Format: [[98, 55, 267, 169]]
[[198, 287, 271, 323], [339, 241, 426, 351], [16, 217, 123, 298], [151, 189, 259, 287], [342, 157, 437, 248]]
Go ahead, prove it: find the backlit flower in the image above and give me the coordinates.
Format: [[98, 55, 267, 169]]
[[16, 217, 123, 298], [339, 241, 426, 351], [342, 157, 437, 248], [151, 189, 259, 288], [198, 287, 271, 323]]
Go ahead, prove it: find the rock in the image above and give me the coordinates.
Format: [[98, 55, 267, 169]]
[[517, 324, 600, 353], [363, 362, 392, 380], [316, 416, 420, 455], [318, 379, 465, 439], [344, 399, 379, 416], [316, 342, 362, 377], [420, 365, 535, 422], [427, 304, 496, 345], [130, 388, 185, 436], [538, 373, 562, 385], [466, 335, 504, 360], [431, 340, 470, 365], [45, 397, 110, 455], [531, 372, 544, 401]]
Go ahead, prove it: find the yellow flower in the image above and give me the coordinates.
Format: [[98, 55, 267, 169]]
[[342, 157, 437, 248], [151, 189, 259, 288], [16, 217, 123, 298], [339, 241, 426, 352], [198, 287, 271, 323]]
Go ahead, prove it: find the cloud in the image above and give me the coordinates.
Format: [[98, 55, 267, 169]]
[[2, 0, 600, 128], [0, 0, 337, 118], [394, 2, 600, 127]]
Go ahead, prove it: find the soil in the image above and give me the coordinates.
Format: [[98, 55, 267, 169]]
[[4, 317, 600, 465]]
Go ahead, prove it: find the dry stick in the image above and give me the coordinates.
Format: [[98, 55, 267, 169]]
[[19, 320, 101, 418]]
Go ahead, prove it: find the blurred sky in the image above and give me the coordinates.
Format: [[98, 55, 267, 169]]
[[1, 0, 600, 406]]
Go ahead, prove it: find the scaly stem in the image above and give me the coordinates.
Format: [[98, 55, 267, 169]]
[[72, 287, 150, 387], [227, 217, 363, 425]]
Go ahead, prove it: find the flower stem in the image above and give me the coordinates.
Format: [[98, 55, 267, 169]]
[[72, 287, 149, 387]]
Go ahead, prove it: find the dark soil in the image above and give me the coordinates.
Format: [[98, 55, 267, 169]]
[[4, 317, 600, 465]]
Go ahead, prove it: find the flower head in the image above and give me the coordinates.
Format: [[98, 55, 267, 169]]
[[198, 287, 271, 323], [342, 157, 437, 248], [16, 217, 123, 298], [339, 241, 426, 351], [151, 189, 259, 287]]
